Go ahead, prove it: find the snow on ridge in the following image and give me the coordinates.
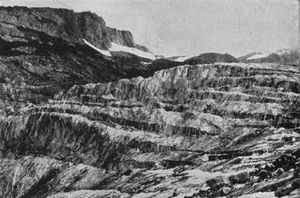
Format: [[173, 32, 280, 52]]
[[275, 48, 300, 55], [275, 48, 291, 55], [83, 39, 156, 60], [247, 52, 271, 60], [82, 39, 112, 57], [110, 42, 156, 60], [174, 56, 193, 62], [246, 48, 298, 60]]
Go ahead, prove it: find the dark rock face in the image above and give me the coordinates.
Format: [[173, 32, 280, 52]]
[[0, 6, 141, 50]]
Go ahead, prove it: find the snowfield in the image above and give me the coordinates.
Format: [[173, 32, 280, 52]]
[[110, 42, 156, 60], [173, 56, 193, 62], [83, 39, 156, 60], [246, 52, 271, 60], [82, 39, 112, 57]]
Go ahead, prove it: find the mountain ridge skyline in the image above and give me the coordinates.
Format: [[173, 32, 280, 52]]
[[0, 0, 298, 57]]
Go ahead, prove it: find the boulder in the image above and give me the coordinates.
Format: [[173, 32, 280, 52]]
[[229, 172, 251, 184], [206, 176, 230, 191]]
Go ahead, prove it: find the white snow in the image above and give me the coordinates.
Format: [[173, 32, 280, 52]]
[[83, 40, 156, 60], [82, 39, 111, 57], [101, 94, 116, 100], [110, 42, 156, 60], [245, 48, 299, 60], [247, 52, 271, 60], [173, 56, 193, 62], [246, 49, 297, 60], [274, 48, 291, 55]]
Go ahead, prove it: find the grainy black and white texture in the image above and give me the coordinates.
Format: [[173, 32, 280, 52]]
[[0, 4, 300, 198]]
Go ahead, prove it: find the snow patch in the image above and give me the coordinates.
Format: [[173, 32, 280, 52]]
[[82, 39, 111, 57], [275, 48, 291, 55], [174, 56, 193, 62], [247, 52, 271, 60], [110, 42, 156, 60], [83, 39, 156, 60]]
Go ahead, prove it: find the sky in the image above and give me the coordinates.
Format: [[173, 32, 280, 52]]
[[0, 0, 299, 57]]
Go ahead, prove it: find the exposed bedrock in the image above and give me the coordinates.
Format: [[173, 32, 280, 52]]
[[0, 6, 144, 50]]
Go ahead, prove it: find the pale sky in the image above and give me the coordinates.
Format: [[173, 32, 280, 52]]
[[0, 0, 299, 57]]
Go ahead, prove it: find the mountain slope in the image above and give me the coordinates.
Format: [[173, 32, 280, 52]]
[[0, 6, 161, 106], [183, 53, 237, 65], [239, 49, 300, 65]]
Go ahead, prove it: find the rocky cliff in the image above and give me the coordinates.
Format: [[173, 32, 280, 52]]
[[0, 6, 146, 51], [0, 6, 161, 107]]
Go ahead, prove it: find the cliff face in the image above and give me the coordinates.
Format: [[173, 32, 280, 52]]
[[0, 6, 157, 106], [0, 62, 300, 197], [0, 6, 142, 50]]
